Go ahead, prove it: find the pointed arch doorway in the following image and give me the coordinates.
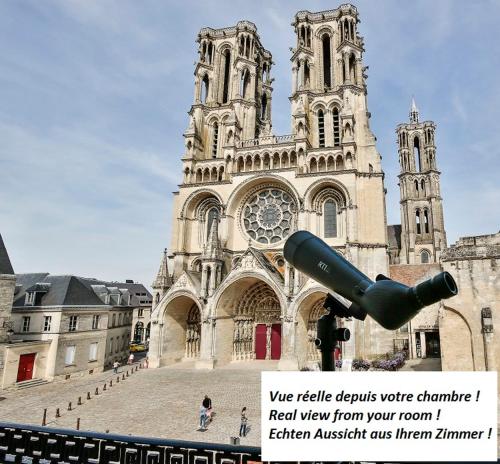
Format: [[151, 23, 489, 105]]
[[233, 281, 282, 361]]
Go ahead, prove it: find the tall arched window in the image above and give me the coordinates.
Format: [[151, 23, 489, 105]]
[[240, 69, 250, 98], [348, 53, 356, 82], [201, 75, 209, 103], [332, 108, 340, 146], [424, 209, 430, 233], [416, 210, 421, 235], [261, 93, 267, 119], [324, 200, 337, 237], [322, 34, 332, 88], [420, 250, 430, 264], [318, 110, 325, 147], [222, 49, 231, 103], [207, 207, 219, 238], [212, 123, 219, 158], [414, 136, 421, 172], [304, 61, 310, 88]]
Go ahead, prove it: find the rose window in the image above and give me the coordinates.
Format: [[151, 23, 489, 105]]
[[242, 188, 296, 244]]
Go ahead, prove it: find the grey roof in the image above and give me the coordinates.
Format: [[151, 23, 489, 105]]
[[387, 225, 402, 250], [13, 273, 149, 309], [0, 234, 14, 275]]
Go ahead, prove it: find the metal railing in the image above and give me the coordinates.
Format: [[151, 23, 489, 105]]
[[0, 422, 261, 464]]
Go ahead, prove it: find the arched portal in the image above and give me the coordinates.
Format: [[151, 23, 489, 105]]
[[160, 295, 202, 365], [296, 291, 327, 368], [134, 321, 144, 342], [215, 277, 283, 363], [186, 304, 201, 358]]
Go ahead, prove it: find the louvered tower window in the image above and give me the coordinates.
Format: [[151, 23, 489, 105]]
[[318, 110, 325, 147], [333, 108, 340, 146], [324, 200, 337, 237]]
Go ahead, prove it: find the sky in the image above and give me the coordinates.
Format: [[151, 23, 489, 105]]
[[0, 0, 499, 288]]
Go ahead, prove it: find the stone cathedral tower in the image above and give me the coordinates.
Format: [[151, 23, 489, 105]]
[[150, 4, 393, 370], [396, 98, 446, 264]]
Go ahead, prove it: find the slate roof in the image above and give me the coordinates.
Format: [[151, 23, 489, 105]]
[[0, 234, 14, 275], [13, 273, 149, 309]]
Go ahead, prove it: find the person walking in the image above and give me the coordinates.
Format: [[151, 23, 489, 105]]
[[202, 395, 213, 421], [239, 407, 248, 437], [199, 404, 208, 430], [113, 360, 119, 374], [128, 353, 134, 365]]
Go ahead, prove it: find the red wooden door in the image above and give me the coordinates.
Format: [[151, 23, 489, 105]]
[[255, 324, 267, 360], [17, 353, 36, 382], [271, 324, 281, 360]]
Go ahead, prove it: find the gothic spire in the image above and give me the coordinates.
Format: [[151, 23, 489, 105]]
[[152, 248, 172, 291], [409, 96, 419, 123], [203, 218, 222, 259]]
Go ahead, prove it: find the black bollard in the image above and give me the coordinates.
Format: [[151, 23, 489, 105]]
[[103, 383, 106, 391], [68, 402, 72, 411], [42, 408, 47, 426], [56, 408, 60, 418], [110, 379, 113, 387], [95, 387, 99, 395], [87, 392, 91, 400], [76, 418, 80, 430], [78, 396, 82, 405]]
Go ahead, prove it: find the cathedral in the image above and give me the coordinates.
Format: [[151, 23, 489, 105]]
[[148, 4, 452, 370]]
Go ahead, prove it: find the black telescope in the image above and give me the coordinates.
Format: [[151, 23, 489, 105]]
[[284, 230, 458, 330]]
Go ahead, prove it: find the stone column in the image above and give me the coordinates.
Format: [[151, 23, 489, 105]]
[[278, 316, 299, 370], [292, 66, 297, 93], [196, 316, 215, 369], [284, 262, 290, 297], [249, 73, 256, 102], [356, 58, 363, 86], [298, 60, 304, 90], [200, 264, 207, 298], [420, 331, 427, 358], [194, 77, 200, 103], [293, 269, 300, 295]]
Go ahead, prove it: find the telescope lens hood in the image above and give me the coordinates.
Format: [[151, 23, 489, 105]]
[[414, 271, 458, 307], [284, 230, 314, 266]]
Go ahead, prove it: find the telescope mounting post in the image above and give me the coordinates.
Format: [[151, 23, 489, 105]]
[[315, 294, 351, 372]]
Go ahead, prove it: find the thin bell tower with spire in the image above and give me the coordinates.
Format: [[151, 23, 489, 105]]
[[152, 249, 173, 307], [396, 97, 446, 264]]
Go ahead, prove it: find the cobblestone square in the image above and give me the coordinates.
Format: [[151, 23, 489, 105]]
[[0, 362, 270, 446]]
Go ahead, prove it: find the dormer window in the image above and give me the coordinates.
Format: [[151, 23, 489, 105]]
[[24, 283, 50, 306], [25, 291, 43, 306]]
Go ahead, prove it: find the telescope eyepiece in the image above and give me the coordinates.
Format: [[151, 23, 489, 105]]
[[414, 271, 458, 307]]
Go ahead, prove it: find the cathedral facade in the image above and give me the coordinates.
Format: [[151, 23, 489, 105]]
[[148, 4, 452, 369]]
